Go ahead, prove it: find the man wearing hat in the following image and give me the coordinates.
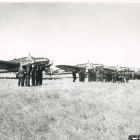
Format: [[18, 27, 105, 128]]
[[31, 64, 36, 86], [18, 62, 25, 86]]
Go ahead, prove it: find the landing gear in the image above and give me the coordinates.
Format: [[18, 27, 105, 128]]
[[13, 72, 18, 79]]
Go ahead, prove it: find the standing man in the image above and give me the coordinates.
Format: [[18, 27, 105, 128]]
[[91, 69, 96, 81], [124, 70, 129, 83], [38, 66, 43, 85], [96, 68, 100, 81], [31, 64, 36, 86], [18, 62, 25, 87], [88, 69, 92, 82], [25, 65, 31, 86], [72, 69, 77, 82], [35, 65, 39, 85], [79, 69, 82, 82], [112, 70, 118, 83], [81, 69, 86, 82]]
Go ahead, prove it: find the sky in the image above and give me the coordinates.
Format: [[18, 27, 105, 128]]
[[0, 3, 140, 68]]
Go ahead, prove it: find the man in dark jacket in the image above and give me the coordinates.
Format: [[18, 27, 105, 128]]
[[38, 66, 43, 85], [91, 69, 96, 81], [35, 65, 39, 85], [25, 65, 31, 86], [31, 65, 36, 86], [72, 70, 77, 82], [81, 69, 86, 82], [79, 69, 82, 82], [88, 69, 92, 82]]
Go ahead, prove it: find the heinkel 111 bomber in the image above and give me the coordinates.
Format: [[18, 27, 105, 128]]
[[0, 55, 53, 77], [56, 62, 135, 83]]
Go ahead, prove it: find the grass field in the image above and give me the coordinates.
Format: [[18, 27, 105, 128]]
[[0, 78, 140, 140]]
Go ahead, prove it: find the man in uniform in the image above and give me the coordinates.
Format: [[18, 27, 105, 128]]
[[31, 64, 36, 86], [79, 69, 82, 82], [38, 66, 43, 85], [100, 68, 105, 82], [88, 69, 92, 82], [35, 65, 39, 85], [96, 68, 100, 81], [118, 71, 125, 83], [18, 62, 25, 86], [25, 65, 31, 86], [91, 69, 96, 81], [72, 69, 77, 82], [81, 69, 86, 82], [112, 70, 118, 83]]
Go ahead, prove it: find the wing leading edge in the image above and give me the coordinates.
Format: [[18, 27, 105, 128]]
[[0, 60, 20, 72], [56, 65, 86, 73]]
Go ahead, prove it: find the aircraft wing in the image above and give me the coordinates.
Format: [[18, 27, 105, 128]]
[[102, 66, 117, 72], [56, 65, 86, 73], [46, 72, 72, 75], [103, 67, 116, 72], [0, 60, 19, 69]]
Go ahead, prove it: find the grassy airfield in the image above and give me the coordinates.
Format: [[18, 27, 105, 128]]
[[0, 77, 140, 140]]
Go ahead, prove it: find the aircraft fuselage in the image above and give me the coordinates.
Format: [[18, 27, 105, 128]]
[[0, 56, 51, 74]]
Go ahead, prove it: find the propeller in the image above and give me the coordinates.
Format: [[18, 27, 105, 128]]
[[44, 60, 54, 75], [50, 66, 53, 75]]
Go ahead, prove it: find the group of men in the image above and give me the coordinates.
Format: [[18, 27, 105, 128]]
[[111, 70, 131, 83], [18, 63, 43, 87], [72, 69, 86, 82], [72, 67, 132, 83]]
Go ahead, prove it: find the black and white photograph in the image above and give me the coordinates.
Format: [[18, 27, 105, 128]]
[[0, 2, 140, 140]]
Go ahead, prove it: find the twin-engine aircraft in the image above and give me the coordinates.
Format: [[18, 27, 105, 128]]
[[0, 56, 52, 75], [56, 63, 136, 82], [56, 63, 134, 74]]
